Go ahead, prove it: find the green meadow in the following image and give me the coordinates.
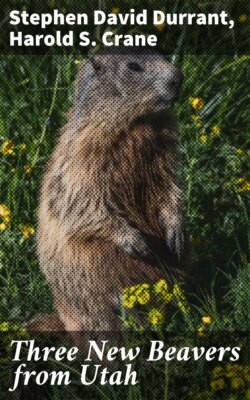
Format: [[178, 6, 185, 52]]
[[0, 0, 250, 398]]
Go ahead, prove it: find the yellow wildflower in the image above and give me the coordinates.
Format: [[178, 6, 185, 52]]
[[226, 363, 239, 372], [139, 283, 150, 291], [210, 379, 225, 391], [154, 280, 173, 304], [0, 204, 11, 230], [0, 321, 29, 336], [200, 134, 208, 143], [19, 143, 27, 152], [155, 22, 166, 31], [212, 366, 224, 378], [237, 178, 250, 192], [190, 97, 204, 111], [239, 14, 248, 23], [123, 283, 151, 306], [202, 315, 213, 325], [0, 223, 7, 231], [0, 322, 12, 331], [122, 293, 137, 309], [1, 140, 14, 155], [0, 321, 25, 332], [148, 309, 164, 326], [24, 164, 32, 175], [125, 284, 139, 295], [231, 377, 244, 389], [154, 279, 168, 293], [236, 148, 244, 156], [0, 204, 11, 219], [137, 288, 150, 305], [20, 224, 35, 239], [0, 321, 20, 331], [0, 207, 11, 231], [162, 292, 173, 304], [191, 115, 201, 121], [154, 14, 166, 31], [225, 371, 235, 378], [49, 0, 56, 8], [112, 7, 121, 14], [211, 125, 221, 136], [198, 326, 205, 337]]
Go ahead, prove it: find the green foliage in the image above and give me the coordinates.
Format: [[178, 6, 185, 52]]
[[0, 2, 249, 397], [0, 52, 249, 400], [0, 55, 78, 323]]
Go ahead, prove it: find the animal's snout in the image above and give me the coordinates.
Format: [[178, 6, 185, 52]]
[[164, 64, 184, 95], [168, 69, 184, 90], [159, 62, 184, 102], [153, 60, 184, 105]]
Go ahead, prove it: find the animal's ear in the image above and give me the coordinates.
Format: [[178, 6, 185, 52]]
[[89, 57, 106, 76]]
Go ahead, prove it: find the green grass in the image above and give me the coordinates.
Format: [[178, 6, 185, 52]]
[[0, 0, 249, 398], [0, 54, 249, 324], [0, 52, 249, 400]]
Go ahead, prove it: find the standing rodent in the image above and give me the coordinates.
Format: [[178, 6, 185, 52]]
[[37, 47, 187, 332]]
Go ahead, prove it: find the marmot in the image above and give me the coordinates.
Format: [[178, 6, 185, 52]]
[[36, 47, 187, 332]]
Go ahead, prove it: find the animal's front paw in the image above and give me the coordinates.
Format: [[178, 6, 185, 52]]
[[119, 230, 151, 259], [159, 214, 184, 258]]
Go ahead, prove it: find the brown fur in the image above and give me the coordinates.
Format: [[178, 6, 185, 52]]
[[36, 49, 188, 332]]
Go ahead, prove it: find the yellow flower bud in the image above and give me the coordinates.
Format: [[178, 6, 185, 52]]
[[0, 223, 7, 231], [200, 134, 208, 143], [202, 315, 213, 325], [148, 309, 164, 326], [190, 97, 204, 110], [236, 148, 243, 156], [211, 125, 221, 136], [239, 14, 248, 23], [0, 204, 11, 219], [24, 164, 32, 175], [198, 326, 205, 337], [210, 379, 225, 391], [20, 224, 35, 238], [1, 140, 14, 155], [112, 7, 121, 14]]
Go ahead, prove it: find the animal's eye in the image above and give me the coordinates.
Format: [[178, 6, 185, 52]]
[[127, 62, 144, 72]]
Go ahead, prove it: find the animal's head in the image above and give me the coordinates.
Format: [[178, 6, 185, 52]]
[[73, 47, 183, 127]]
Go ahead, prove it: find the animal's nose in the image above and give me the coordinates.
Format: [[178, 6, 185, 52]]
[[169, 69, 184, 89], [154, 60, 184, 101], [163, 64, 184, 101], [159, 60, 183, 87], [161, 60, 183, 88]]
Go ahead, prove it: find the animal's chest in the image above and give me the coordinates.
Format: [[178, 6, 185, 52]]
[[101, 128, 167, 228], [107, 127, 165, 181]]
